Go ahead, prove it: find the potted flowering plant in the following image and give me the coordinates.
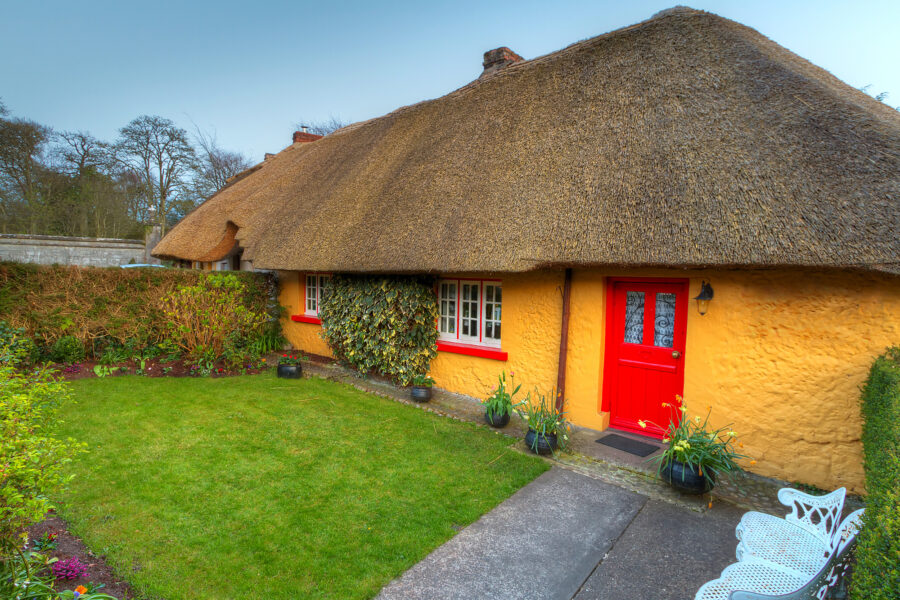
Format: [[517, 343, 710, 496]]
[[409, 373, 435, 402], [481, 370, 523, 428], [644, 396, 749, 494], [277, 353, 304, 379], [516, 388, 569, 455]]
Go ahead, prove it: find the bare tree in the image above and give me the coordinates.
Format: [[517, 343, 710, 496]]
[[115, 115, 196, 233], [0, 114, 52, 233], [55, 130, 107, 176], [295, 116, 348, 136], [192, 127, 252, 201]]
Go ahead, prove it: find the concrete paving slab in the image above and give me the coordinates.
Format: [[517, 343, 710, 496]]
[[574, 499, 745, 600], [377, 467, 647, 600]]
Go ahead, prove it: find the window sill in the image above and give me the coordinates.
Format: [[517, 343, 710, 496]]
[[436, 341, 508, 361], [291, 314, 321, 325]]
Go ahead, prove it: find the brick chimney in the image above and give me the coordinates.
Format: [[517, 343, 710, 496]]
[[480, 47, 523, 78], [292, 127, 324, 144]]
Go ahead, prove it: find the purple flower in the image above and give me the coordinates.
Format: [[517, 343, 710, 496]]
[[52, 556, 89, 580]]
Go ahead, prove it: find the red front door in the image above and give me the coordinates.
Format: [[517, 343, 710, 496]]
[[603, 278, 689, 438]]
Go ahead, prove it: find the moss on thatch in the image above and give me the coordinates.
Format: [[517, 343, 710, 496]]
[[153, 6, 900, 274]]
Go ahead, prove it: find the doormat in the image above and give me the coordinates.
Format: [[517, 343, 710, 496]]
[[596, 433, 659, 457]]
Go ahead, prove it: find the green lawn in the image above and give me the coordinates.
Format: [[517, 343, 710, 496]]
[[56, 374, 548, 599]]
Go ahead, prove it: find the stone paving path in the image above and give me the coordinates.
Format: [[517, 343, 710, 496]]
[[376, 467, 746, 600]]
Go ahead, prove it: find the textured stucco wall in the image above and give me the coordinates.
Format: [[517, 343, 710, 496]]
[[276, 267, 899, 492], [0, 234, 147, 267], [428, 271, 563, 405], [674, 269, 900, 494], [566, 267, 899, 493], [277, 271, 334, 357]]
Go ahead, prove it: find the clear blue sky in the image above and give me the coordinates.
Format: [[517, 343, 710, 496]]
[[2, 0, 898, 162]]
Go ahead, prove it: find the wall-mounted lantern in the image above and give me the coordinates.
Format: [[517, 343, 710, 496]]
[[694, 281, 714, 315]]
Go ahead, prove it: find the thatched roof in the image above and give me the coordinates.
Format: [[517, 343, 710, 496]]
[[153, 6, 900, 275]]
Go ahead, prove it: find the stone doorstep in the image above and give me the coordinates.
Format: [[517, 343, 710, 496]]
[[295, 360, 836, 517]]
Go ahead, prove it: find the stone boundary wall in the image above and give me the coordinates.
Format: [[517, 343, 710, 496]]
[[0, 234, 155, 267]]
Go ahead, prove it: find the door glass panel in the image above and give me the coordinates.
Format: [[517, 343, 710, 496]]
[[654, 293, 676, 348], [623, 291, 645, 344]]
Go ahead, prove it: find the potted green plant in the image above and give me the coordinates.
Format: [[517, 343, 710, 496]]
[[645, 396, 749, 494], [277, 353, 304, 379], [481, 370, 523, 428], [516, 388, 569, 455], [410, 373, 435, 402]]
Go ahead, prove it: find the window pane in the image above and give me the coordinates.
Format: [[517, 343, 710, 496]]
[[439, 282, 458, 335], [483, 284, 501, 342], [306, 275, 318, 313], [461, 283, 479, 338], [624, 291, 645, 344], [654, 293, 676, 348]]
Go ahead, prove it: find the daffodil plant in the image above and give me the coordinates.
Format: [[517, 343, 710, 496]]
[[516, 387, 570, 449], [481, 370, 523, 419], [642, 396, 750, 487]]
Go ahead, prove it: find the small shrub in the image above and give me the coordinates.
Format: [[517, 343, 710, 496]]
[[319, 275, 439, 385], [0, 363, 85, 565], [50, 335, 86, 363], [852, 347, 900, 600], [162, 274, 267, 361], [0, 320, 38, 366]]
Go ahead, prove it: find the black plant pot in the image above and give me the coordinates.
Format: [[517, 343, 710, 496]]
[[524, 429, 558, 455], [661, 460, 715, 495], [410, 386, 432, 402], [277, 364, 302, 379], [485, 410, 511, 428]]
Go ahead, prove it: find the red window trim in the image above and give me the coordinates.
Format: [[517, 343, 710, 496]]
[[291, 314, 321, 325], [436, 340, 508, 361]]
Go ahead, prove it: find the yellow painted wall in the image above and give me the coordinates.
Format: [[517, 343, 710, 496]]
[[564, 267, 899, 494], [675, 269, 900, 494], [275, 267, 900, 493], [276, 271, 334, 358], [429, 271, 564, 408]]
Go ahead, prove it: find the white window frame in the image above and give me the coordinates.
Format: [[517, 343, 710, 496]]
[[304, 273, 331, 317], [437, 278, 502, 348]]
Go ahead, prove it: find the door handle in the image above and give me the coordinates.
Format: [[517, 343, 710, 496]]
[[671, 350, 682, 359]]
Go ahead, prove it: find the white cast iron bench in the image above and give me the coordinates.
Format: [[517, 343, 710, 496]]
[[695, 487, 865, 600]]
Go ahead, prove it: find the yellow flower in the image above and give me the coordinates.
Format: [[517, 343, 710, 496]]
[[662, 437, 670, 443], [728, 431, 737, 437], [680, 406, 688, 414], [694, 416, 702, 424], [661, 402, 669, 408], [638, 420, 647, 428], [739, 442, 744, 448], [750, 460, 757, 465]]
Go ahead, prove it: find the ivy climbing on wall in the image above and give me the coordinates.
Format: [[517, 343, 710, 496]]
[[318, 275, 439, 385]]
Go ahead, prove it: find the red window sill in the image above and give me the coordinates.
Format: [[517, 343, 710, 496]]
[[436, 341, 508, 361], [291, 314, 321, 325]]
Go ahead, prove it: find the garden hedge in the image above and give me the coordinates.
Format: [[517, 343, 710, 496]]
[[0, 262, 279, 358], [852, 347, 900, 600]]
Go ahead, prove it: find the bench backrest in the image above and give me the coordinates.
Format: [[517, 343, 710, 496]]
[[777, 487, 846, 544], [728, 508, 864, 600]]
